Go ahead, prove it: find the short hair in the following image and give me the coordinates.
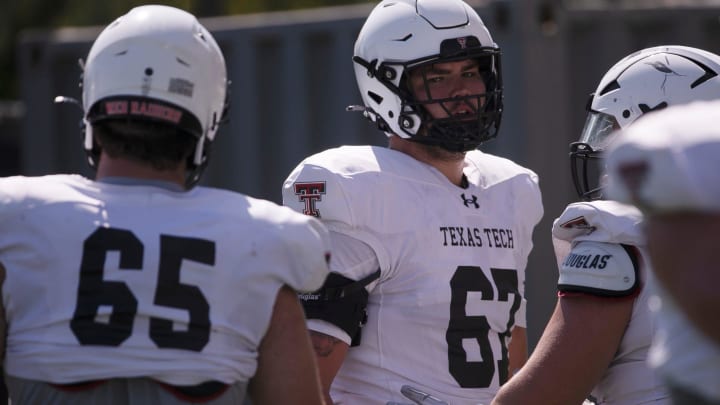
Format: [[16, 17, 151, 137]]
[[92, 120, 197, 171]]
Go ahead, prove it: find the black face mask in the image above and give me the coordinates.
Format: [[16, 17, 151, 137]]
[[401, 46, 503, 152]]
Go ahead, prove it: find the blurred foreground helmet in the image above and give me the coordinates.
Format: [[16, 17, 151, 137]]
[[606, 100, 720, 214], [81, 5, 228, 186], [571, 45, 720, 200], [352, 0, 502, 152]]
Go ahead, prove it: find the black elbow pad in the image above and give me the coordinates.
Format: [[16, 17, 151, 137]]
[[299, 270, 380, 346]]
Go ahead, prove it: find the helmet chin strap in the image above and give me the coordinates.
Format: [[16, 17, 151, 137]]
[[413, 116, 492, 152], [185, 137, 211, 189], [346, 104, 393, 133], [407, 129, 478, 153]]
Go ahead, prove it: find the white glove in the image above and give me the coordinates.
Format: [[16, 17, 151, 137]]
[[386, 385, 450, 405]]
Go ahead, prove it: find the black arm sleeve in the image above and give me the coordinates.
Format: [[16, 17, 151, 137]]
[[298, 269, 380, 346]]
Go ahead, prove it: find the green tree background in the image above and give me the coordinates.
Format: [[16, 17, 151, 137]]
[[0, 0, 374, 99]]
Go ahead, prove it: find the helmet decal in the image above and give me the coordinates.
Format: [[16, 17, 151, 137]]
[[644, 58, 684, 92]]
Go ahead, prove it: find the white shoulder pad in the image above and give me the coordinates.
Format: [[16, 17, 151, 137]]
[[280, 215, 332, 293], [558, 241, 639, 297], [281, 148, 392, 275], [552, 201, 644, 245], [245, 198, 332, 294], [282, 159, 348, 222], [465, 150, 543, 229]]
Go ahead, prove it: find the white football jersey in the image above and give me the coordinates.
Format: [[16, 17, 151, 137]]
[[647, 281, 720, 400], [283, 145, 543, 405], [552, 200, 669, 404], [0, 174, 330, 385], [604, 100, 720, 400]]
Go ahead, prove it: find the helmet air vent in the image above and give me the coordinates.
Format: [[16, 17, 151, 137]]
[[598, 80, 620, 96], [685, 58, 718, 88], [368, 91, 383, 105], [638, 102, 667, 114]]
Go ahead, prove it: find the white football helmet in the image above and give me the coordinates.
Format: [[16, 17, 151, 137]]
[[606, 99, 720, 213], [571, 45, 720, 200], [81, 5, 228, 186], [352, 0, 502, 152]]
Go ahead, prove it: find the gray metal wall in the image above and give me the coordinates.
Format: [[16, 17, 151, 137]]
[[16, 1, 720, 351], [0, 101, 22, 177]]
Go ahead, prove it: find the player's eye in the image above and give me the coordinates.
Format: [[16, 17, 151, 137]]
[[426, 75, 443, 84]]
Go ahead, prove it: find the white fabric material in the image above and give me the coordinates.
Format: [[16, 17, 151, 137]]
[[283, 145, 543, 405], [606, 99, 720, 213], [647, 277, 720, 400], [552, 200, 644, 256], [307, 231, 380, 346], [551, 200, 669, 404], [558, 241, 636, 294], [605, 100, 720, 400], [0, 174, 331, 385]]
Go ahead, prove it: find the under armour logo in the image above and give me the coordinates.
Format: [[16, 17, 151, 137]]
[[457, 37, 467, 49], [461, 193, 479, 209]]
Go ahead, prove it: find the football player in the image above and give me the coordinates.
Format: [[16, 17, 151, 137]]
[[0, 5, 330, 405], [282, 0, 543, 404], [606, 100, 720, 405], [492, 46, 720, 405]]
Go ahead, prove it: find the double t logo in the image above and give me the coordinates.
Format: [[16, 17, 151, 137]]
[[293, 182, 327, 217]]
